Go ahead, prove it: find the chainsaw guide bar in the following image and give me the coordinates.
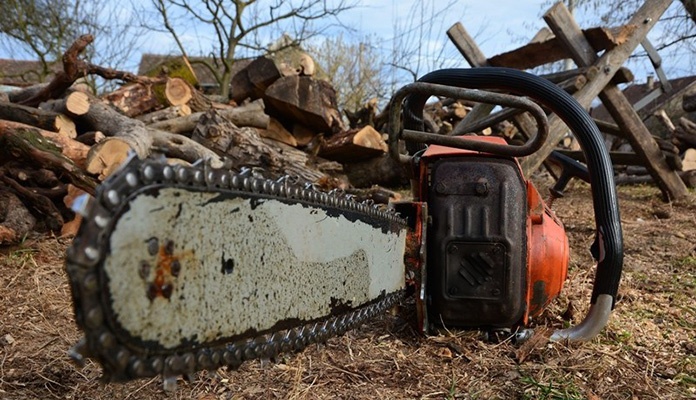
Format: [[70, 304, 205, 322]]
[[65, 156, 407, 387]]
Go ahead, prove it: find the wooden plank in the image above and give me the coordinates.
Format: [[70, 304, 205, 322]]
[[520, 0, 675, 182], [488, 25, 636, 70], [446, 22, 488, 67], [557, 150, 644, 166], [537, 0, 687, 200]]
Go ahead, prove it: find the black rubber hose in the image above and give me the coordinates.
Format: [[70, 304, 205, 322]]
[[404, 67, 623, 306]]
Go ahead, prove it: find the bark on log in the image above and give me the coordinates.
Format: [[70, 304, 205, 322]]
[[0, 101, 77, 138], [0, 121, 96, 194], [319, 125, 388, 162], [0, 189, 36, 245], [103, 83, 163, 117], [77, 95, 223, 179], [148, 100, 269, 134], [0, 119, 89, 168], [0, 174, 63, 232], [39, 91, 90, 119], [264, 75, 344, 134], [136, 105, 191, 124], [191, 109, 342, 185]]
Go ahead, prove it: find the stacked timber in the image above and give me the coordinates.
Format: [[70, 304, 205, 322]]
[[0, 36, 410, 246]]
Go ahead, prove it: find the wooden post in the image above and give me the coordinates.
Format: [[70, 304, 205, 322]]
[[520, 0, 675, 175], [542, 0, 687, 201], [446, 22, 557, 178]]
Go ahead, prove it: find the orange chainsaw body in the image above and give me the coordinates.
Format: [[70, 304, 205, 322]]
[[414, 137, 568, 330]]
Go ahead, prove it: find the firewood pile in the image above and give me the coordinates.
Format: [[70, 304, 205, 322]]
[[0, 35, 502, 245]]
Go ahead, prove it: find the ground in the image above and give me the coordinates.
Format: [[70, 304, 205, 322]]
[[0, 181, 694, 400]]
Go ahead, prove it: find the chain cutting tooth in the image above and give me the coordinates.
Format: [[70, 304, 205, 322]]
[[162, 375, 178, 392], [68, 337, 88, 367]]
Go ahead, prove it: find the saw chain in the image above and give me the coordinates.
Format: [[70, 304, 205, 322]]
[[65, 156, 407, 389]]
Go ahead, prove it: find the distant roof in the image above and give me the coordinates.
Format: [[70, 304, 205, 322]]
[[591, 75, 696, 122], [137, 54, 252, 89], [0, 59, 60, 87]]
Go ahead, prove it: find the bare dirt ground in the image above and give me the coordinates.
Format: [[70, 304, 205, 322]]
[[1, 181, 694, 400]]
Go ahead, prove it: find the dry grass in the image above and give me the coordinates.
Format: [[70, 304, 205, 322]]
[[0, 182, 694, 399]]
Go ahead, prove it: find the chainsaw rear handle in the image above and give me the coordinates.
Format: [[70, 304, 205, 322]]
[[390, 67, 623, 341]]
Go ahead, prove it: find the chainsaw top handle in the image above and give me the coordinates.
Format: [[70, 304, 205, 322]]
[[389, 67, 623, 342]]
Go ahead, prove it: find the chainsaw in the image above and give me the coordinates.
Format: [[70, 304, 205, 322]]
[[65, 68, 623, 389]]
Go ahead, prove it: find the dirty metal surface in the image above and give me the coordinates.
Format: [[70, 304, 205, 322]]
[[65, 156, 407, 385]]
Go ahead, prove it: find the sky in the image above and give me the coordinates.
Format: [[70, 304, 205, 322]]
[[1, 0, 692, 85]]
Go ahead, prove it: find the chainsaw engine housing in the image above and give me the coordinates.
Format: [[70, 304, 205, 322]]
[[418, 138, 569, 330]]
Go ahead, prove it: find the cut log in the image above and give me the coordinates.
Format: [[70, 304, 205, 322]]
[[264, 75, 344, 134], [85, 139, 133, 179], [487, 24, 637, 70], [102, 83, 163, 117], [0, 121, 96, 193], [147, 100, 269, 134], [230, 56, 282, 103], [0, 189, 36, 245], [39, 91, 90, 119], [16, 35, 165, 107], [0, 101, 77, 138], [320, 125, 388, 162], [136, 105, 192, 124], [165, 77, 193, 106], [77, 95, 223, 178], [292, 124, 316, 147], [191, 109, 342, 185], [683, 148, 696, 171], [0, 119, 89, 168], [61, 184, 86, 237], [258, 118, 297, 147]]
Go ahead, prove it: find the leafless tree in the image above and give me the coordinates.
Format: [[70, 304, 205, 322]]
[[145, 0, 356, 99], [307, 34, 387, 112], [0, 0, 144, 91]]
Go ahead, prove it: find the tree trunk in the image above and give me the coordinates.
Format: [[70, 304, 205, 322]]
[[0, 122, 96, 194], [103, 83, 164, 117], [0, 119, 89, 168], [38, 91, 90, 119], [0, 101, 77, 138], [77, 97, 223, 179], [147, 100, 269, 134], [191, 109, 343, 185]]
